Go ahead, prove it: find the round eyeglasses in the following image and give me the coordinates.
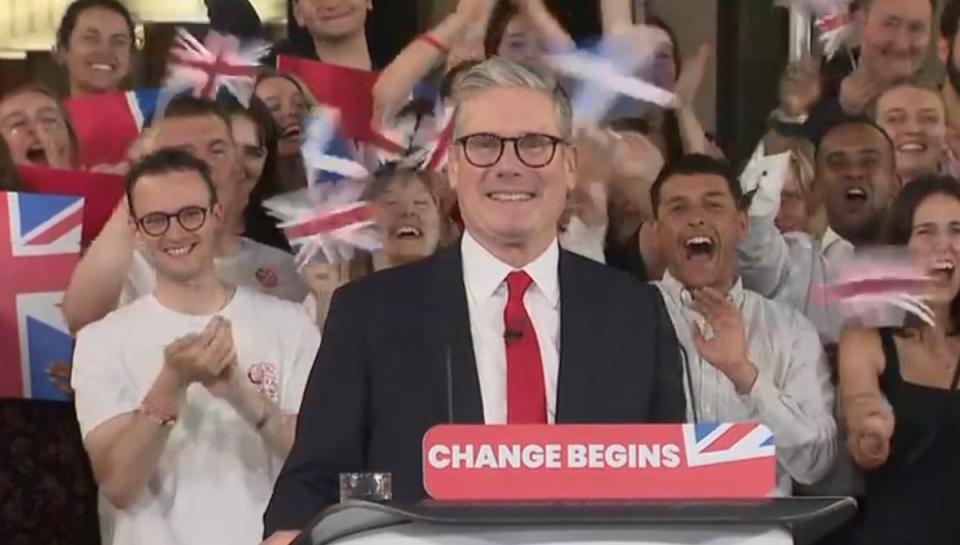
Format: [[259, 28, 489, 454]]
[[135, 206, 209, 237], [457, 133, 567, 169]]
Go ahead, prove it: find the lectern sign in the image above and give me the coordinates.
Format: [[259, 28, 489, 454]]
[[423, 423, 775, 500]]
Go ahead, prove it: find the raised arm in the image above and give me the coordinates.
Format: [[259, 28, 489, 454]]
[[600, 0, 635, 36], [517, 0, 575, 53], [61, 202, 135, 334], [837, 326, 893, 470], [372, 0, 496, 123]]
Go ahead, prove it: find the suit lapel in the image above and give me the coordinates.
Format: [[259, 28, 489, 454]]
[[555, 251, 599, 423], [424, 246, 485, 424]]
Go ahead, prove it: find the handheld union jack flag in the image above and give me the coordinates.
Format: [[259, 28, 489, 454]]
[[64, 88, 159, 168], [546, 31, 676, 128], [0, 192, 83, 401], [162, 28, 269, 108], [813, 247, 936, 327], [264, 182, 381, 268], [300, 108, 371, 187]]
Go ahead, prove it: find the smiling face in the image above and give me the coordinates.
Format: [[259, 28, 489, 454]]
[[908, 192, 960, 305], [229, 114, 265, 234], [131, 169, 222, 284], [447, 85, 576, 258], [60, 6, 132, 96], [373, 173, 442, 263], [654, 173, 748, 291], [859, 0, 932, 83], [256, 76, 308, 157], [0, 91, 73, 167], [294, 0, 370, 41], [817, 123, 898, 245], [877, 85, 946, 183]]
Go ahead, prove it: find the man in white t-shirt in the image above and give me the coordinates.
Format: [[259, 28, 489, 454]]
[[72, 149, 320, 545], [62, 96, 305, 334]]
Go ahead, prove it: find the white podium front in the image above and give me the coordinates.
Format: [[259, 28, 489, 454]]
[[294, 498, 856, 545]]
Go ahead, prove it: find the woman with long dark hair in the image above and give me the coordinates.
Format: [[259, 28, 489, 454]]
[[222, 96, 289, 252], [55, 0, 136, 97], [839, 175, 960, 544]]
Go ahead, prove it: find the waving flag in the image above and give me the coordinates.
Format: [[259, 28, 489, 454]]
[[163, 28, 269, 108], [546, 31, 676, 127], [17, 165, 124, 245], [813, 248, 935, 327], [300, 109, 370, 187], [64, 88, 159, 168], [0, 192, 83, 401], [278, 54, 381, 142], [264, 182, 381, 267], [777, 0, 854, 59]]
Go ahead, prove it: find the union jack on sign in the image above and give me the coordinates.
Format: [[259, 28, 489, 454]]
[[0, 192, 83, 400], [682, 422, 775, 468]]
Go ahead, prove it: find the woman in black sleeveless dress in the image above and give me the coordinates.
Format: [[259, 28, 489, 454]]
[[838, 176, 960, 544]]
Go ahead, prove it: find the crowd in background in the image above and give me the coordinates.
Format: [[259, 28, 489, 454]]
[[2, 0, 960, 544]]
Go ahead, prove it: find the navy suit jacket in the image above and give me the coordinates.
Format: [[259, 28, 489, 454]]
[[263, 245, 686, 535]]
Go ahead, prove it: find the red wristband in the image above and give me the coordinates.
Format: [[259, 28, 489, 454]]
[[139, 397, 177, 427], [417, 33, 449, 54]]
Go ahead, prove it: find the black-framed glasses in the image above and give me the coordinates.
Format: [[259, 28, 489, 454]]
[[135, 206, 209, 237], [457, 133, 567, 169]]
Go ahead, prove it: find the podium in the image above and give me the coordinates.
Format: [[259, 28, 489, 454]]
[[294, 497, 856, 545]]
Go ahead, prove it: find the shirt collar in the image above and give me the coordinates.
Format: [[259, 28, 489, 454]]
[[461, 231, 560, 306], [821, 227, 847, 252], [659, 270, 745, 309]]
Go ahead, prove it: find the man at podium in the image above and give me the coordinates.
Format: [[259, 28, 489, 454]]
[[262, 58, 686, 543]]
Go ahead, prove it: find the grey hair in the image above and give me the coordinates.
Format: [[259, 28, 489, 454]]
[[452, 57, 573, 139]]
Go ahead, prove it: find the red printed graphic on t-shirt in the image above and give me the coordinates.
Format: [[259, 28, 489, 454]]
[[247, 363, 279, 401], [255, 268, 279, 289]]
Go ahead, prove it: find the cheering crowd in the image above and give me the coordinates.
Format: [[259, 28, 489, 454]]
[[1, 0, 959, 544]]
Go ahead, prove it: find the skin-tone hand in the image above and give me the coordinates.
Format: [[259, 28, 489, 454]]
[[690, 287, 759, 394], [37, 127, 72, 169], [162, 318, 234, 389], [849, 409, 894, 470], [127, 127, 158, 163], [457, 0, 497, 19], [674, 44, 712, 110], [839, 68, 885, 116], [197, 318, 242, 399], [779, 57, 822, 118], [46, 361, 74, 397]]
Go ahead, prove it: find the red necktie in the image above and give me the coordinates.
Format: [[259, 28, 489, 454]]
[[503, 271, 547, 424]]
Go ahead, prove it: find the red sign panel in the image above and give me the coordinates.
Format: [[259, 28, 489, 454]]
[[423, 423, 776, 500]]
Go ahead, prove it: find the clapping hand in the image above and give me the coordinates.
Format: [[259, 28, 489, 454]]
[[163, 317, 239, 397], [690, 287, 758, 393]]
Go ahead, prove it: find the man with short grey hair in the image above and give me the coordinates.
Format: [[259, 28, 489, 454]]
[[261, 58, 686, 544]]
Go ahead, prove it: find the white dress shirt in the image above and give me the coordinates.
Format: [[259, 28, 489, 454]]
[[655, 272, 838, 496], [736, 143, 857, 344], [461, 232, 561, 425]]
